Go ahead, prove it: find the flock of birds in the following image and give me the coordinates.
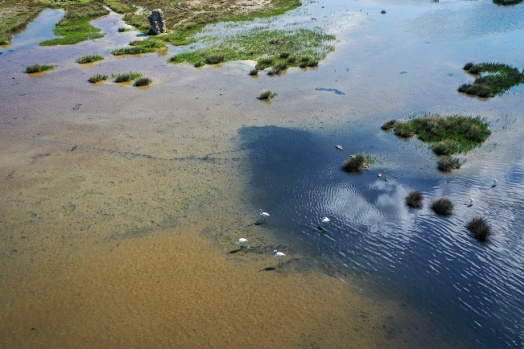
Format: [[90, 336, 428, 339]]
[[234, 210, 332, 266], [234, 179, 498, 266]]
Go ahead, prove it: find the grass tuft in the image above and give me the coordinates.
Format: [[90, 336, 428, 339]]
[[459, 62, 524, 98], [134, 77, 152, 87], [25, 64, 54, 73], [113, 72, 141, 83], [258, 89, 277, 100], [112, 39, 166, 55], [431, 198, 454, 216], [405, 191, 424, 209], [381, 120, 397, 131], [343, 154, 370, 173], [88, 74, 108, 83], [466, 216, 492, 242], [437, 156, 461, 172], [76, 54, 104, 64]]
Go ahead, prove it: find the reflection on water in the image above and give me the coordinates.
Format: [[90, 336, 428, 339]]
[[241, 124, 524, 348]]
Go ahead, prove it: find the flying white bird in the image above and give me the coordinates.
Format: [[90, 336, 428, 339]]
[[273, 250, 286, 264], [236, 238, 248, 245]]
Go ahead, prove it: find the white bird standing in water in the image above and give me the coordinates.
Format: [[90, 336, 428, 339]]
[[236, 238, 248, 246], [273, 250, 286, 264], [492, 179, 498, 187], [259, 209, 270, 222], [468, 197, 474, 206]]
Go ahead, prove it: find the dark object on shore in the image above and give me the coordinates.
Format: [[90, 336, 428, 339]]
[[431, 198, 454, 216], [466, 216, 492, 242], [134, 77, 152, 87], [148, 9, 166, 35], [405, 191, 423, 209]]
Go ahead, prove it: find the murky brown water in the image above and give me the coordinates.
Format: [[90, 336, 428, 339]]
[[1, 1, 523, 347]]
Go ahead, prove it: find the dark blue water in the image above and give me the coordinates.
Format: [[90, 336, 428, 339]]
[[240, 124, 524, 348]]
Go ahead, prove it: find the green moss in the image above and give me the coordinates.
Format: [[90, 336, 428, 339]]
[[459, 62, 524, 98]]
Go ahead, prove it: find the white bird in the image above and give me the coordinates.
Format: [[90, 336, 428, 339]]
[[469, 197, 474, 206], [273, 250, 286, 264], [321, 217, 330, 224], [492, 179, 498, 187], [236, 238, 248, 245], [259, 209, 270, 221]]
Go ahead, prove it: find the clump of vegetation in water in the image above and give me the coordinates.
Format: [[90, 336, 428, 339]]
[[40, 2, 108, 46], [88, 74, 108, 83], [381, 120, 397, 131], [437, 156, 461, 172], [258, 89, 277, 100], [113, 72, 142, 83], [76, 55, 104, 64], [249, 68, 259, 76], [466, 216, 492, 242], [431, 198, 454, 216], [458, 62, 524, 98], [169, 28, 334, 72], [118, 26, 130, 33], [112, 39, 165, 55], [343, 154, 373, 173], [493, 0, 523, 5], [134, 77, 152, 87], [25, 64, 54, 74], [405, 191, 424, 209], [204, 52, 225, 65], [383, 114, 491, 172]]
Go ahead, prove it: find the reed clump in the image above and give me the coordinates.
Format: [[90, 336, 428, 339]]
[[88, 74, 108, 83], [431, 198, 454, 216], [466, 216, 492, 242], [76, 55, 104, 64], [25, 64, 54, 73], [134, 77, 152, 87], [405, 191, 424, 209], [343, 154, 373, 173], [113, 72, 141, 83]]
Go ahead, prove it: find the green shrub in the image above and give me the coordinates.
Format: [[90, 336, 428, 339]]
[[113, 72, 141, 82], [256, 57, 274, 70], [76, 55, 104, 64], [88, 74, 108, 83], [258, 89, 272, 100], [204, 52, 225, 64], [431, 198, 454, 216], [466, 216, 492, 242], [194, 61, 204, 68], [405, 191, 423, 209], [249, 68, 259, 76]]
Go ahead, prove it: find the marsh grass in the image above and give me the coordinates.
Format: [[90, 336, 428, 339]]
[[437, 156, 461, 172], [88, 74, 108, 83], [249, 68, 259, 76], [134, 77, 152, 87], [169, 28, 334, 71], [76, 54, 104, 64], [466, 216, 492, 242], [431, 198, 454, 216], [40, 2, 107, 46], [393, 123, 414, 139], [258, 89, 277, 100], [381, 120, 397, 131], [343, 154, 372, 173], [405, 191, 424, 209], [25, 64, 54, 73], [204, 52, 225, 65], [113, 72, 141, 83], [118, 27, 130, 32], [459, 62, 524, 98], [112, 39, 166, 55]]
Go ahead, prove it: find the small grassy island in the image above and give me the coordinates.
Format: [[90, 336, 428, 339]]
[[458, 62, 524, 98], [431, 198, 454, 216], [382, 114, 491, 172], [112, 39, 166, 55], [113, 72, 142, 83], [405, 191, 424, 209], [466, 216, 492, 242], [25, 64, 54, 74], [343, 154, 373, 173], [76, 54, 104, 64]]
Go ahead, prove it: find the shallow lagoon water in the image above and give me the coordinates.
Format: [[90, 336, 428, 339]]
[[1, 0, 523, 348]]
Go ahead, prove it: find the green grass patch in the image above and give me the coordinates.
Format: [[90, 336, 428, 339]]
[[113, 72, 142, 82], [39, 2, 108, 46], [0, 2, 45, 46], [25, 64, 54, 73], [458, 62, 524, 98], [383, 114, 491, 172], [88, 74, 108, 83], [111, 39, 166, 55], [168, 28, 335, 70], [342, 154, 372, 173], [76, 54, 104, 64]]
